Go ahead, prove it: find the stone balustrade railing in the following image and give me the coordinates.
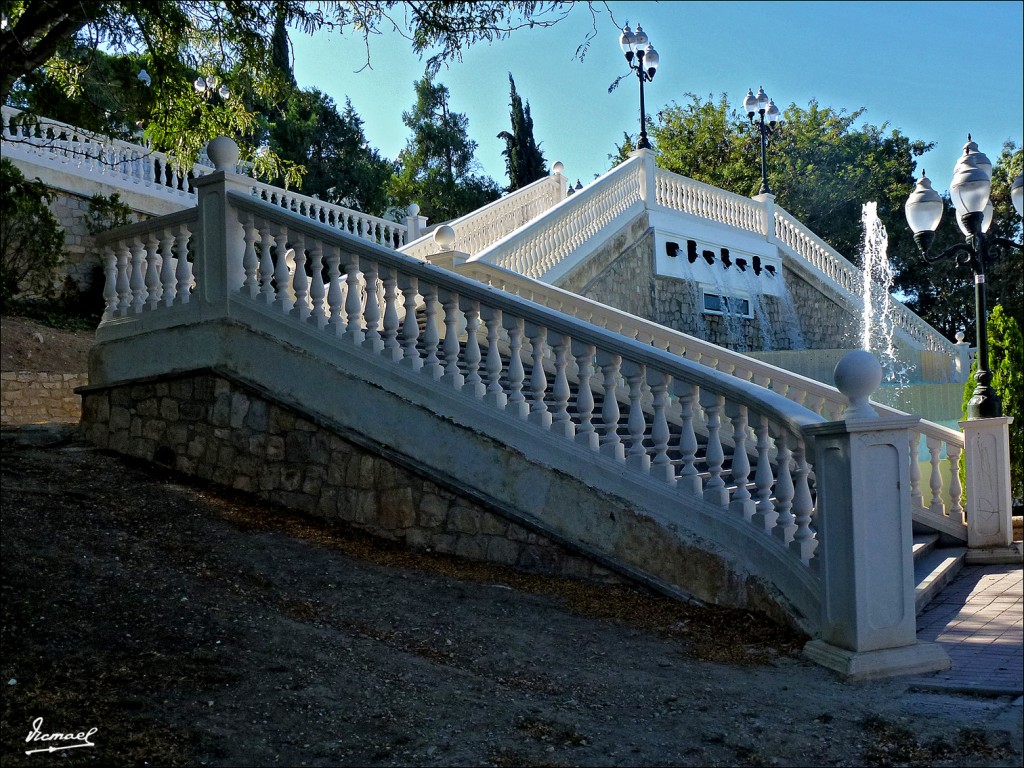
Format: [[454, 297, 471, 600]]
[[91, 145, 956, 675], [2, 105, 214, 195], [471, 155, 646, 279], [400, 174, 566, 262], [455, 260, 968, 542], [2, 106, 408, 250], [653, 169, 764, 234]]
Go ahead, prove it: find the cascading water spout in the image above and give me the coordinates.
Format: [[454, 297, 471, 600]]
[[859, 202, 912, 386]]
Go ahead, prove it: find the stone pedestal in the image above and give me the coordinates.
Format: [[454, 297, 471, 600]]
[[960, 416, 1019, 562]]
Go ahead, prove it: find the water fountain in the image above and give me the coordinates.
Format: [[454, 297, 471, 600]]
[[859, 202, 913, 388]]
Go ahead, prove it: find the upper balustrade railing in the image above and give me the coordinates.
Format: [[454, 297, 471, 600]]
[[1, 106, 409, 249], [400, 173, 566, 262]]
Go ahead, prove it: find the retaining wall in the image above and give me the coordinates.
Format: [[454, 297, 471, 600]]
[[1, 371, 87, 425]]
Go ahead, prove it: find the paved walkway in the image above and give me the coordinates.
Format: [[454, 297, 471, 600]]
[[910, 563, 1023, 695]]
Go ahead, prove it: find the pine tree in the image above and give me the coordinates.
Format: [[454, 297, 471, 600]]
[[497, 74, 547, 191]]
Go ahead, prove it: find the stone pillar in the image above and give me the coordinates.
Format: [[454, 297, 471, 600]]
[[551, 161, 569, 200], [630, 148, 656, 207], [753, 192, 776, 243], [190, 136, 251, 318], [405, 203, 427, 242], [953, 330, 974, 384], [960, 415, 1017, 561], [802, 350, 950, 679]]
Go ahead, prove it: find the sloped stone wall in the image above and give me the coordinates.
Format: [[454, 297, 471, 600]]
[[79, 373, 625, 584], [1, 371, 87, 425]]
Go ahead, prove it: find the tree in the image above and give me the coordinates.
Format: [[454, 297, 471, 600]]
[[2, 1, 601, 178], [961, 305, 1024, 507], [497, 73, 546, 191], [258, 88, 396, 215], [388, 76, 501, 223]]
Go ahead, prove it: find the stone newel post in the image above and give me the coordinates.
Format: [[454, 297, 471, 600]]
[[190, 136, 250, 317], [960, 415, 1016, 557], [802, 350, 950, 680], [404, 203, 427, 242]]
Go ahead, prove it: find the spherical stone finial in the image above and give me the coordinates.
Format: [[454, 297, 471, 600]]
[[834, 349, 883, 420], [433, 225, 456, 251], [552, 161, 564, 175], [406, 203, 420, 217], [207, 136, 239, 171], [955, 330, 966, 343]]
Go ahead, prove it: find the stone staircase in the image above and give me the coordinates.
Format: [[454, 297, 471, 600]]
[[914, 534, 967, 615]]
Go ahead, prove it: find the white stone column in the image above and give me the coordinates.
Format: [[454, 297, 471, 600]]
[[404, 203, 427, 242], [191, 136, 251, 318], [753, 192, 776, 243], [802, 350, 950, 679], [630, 148, 656, 207], [960, 415, 1017, 561]]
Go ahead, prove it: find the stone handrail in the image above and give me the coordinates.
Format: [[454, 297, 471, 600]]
[[772, 205, 960, 359], [455, 260, 968, 541], [400, 174, 565, 262], [470, 155, 646, 280], [653, 169, 764, 234]]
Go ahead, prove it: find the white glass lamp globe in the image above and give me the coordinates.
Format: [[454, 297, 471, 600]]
[[904, 172, 944, 234]]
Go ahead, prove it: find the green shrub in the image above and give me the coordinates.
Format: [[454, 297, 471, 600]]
[[0, 158, 66, 306]]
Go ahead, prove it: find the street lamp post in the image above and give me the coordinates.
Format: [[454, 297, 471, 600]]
[[619, 24, 659, 150], [904, 136, 1023, 419], [743, 86, 781, 195]]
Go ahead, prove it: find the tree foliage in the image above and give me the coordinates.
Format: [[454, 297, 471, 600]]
[[961, 305, 1024, 505], [0, 158, 66, 305], [2, 1, 600, 179], [388, 76, 501, 223], [497, 73, 546, 191]]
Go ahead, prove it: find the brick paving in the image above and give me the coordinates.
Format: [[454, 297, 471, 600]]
[[912, 564, 1023, 695]]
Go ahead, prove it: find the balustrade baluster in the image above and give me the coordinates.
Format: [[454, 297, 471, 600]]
[[173, 224, 192, 305], [598, 352, 624, 461], [271, 223, 292, 311], [398, 274, 422, 370], [343, 253, 364, 344], [481, 306, 506, 407], [325, 244, 344, 335], [524, 323, 551, 428], [572, 341, 599, 451], [289, 233, 311, 322], [361, 260, 383, 352], [459, 297, 484, 396], [420, 285, 443, 380], [380, 265, 402, 360], [240, 212, 259, 298], [726, 402, 755, 519], [307, 239, 327, 328], [772, 430, 797, 543], [701, 391, 728, 507], [129, 239, 147, 314], [102, 245, 118, 319], [926, 436, 944, 516], [549, 333, 573, 438], [673, 381, 701, 496], [946, 442, 964, 521], [909, 434, 924, 513], [789, 437, 817, 563], [752, 414, 778, 533], [257, 221, 275, 303], [647, 370, 674, 483], [438, 289, 464, 387], [156, 229, 177, 307], [622, 361, 649, 473], [503, 316, 528, 418], [144, 232, 161, 310]]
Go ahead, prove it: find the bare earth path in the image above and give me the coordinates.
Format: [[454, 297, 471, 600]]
[[1, 430, 1021, 768]]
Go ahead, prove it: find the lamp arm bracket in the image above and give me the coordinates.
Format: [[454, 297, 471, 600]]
[[925, 243, 974, 265]]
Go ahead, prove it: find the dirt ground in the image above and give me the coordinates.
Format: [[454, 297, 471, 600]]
[[1, 315, 93, 373], [1, 315, 1022, 767]]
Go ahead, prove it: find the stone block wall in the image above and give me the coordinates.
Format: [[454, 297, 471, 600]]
[[79, 373, 625, 584], [1, 371, 87, 425]]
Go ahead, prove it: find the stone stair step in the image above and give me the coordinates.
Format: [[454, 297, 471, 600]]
[[914, 546, 966, 615], [912, 533, 940, 563]]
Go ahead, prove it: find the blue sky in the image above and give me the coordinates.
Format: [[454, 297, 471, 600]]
[[290, 1, 1023, 198]]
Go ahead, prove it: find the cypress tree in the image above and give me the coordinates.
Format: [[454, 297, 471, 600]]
[[497, 73, 547, 191]]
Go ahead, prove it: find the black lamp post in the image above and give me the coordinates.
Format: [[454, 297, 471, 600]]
[[904, 137, 1023, 419], [619, 24, 659, 150], [743, 86, 781, 195]]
